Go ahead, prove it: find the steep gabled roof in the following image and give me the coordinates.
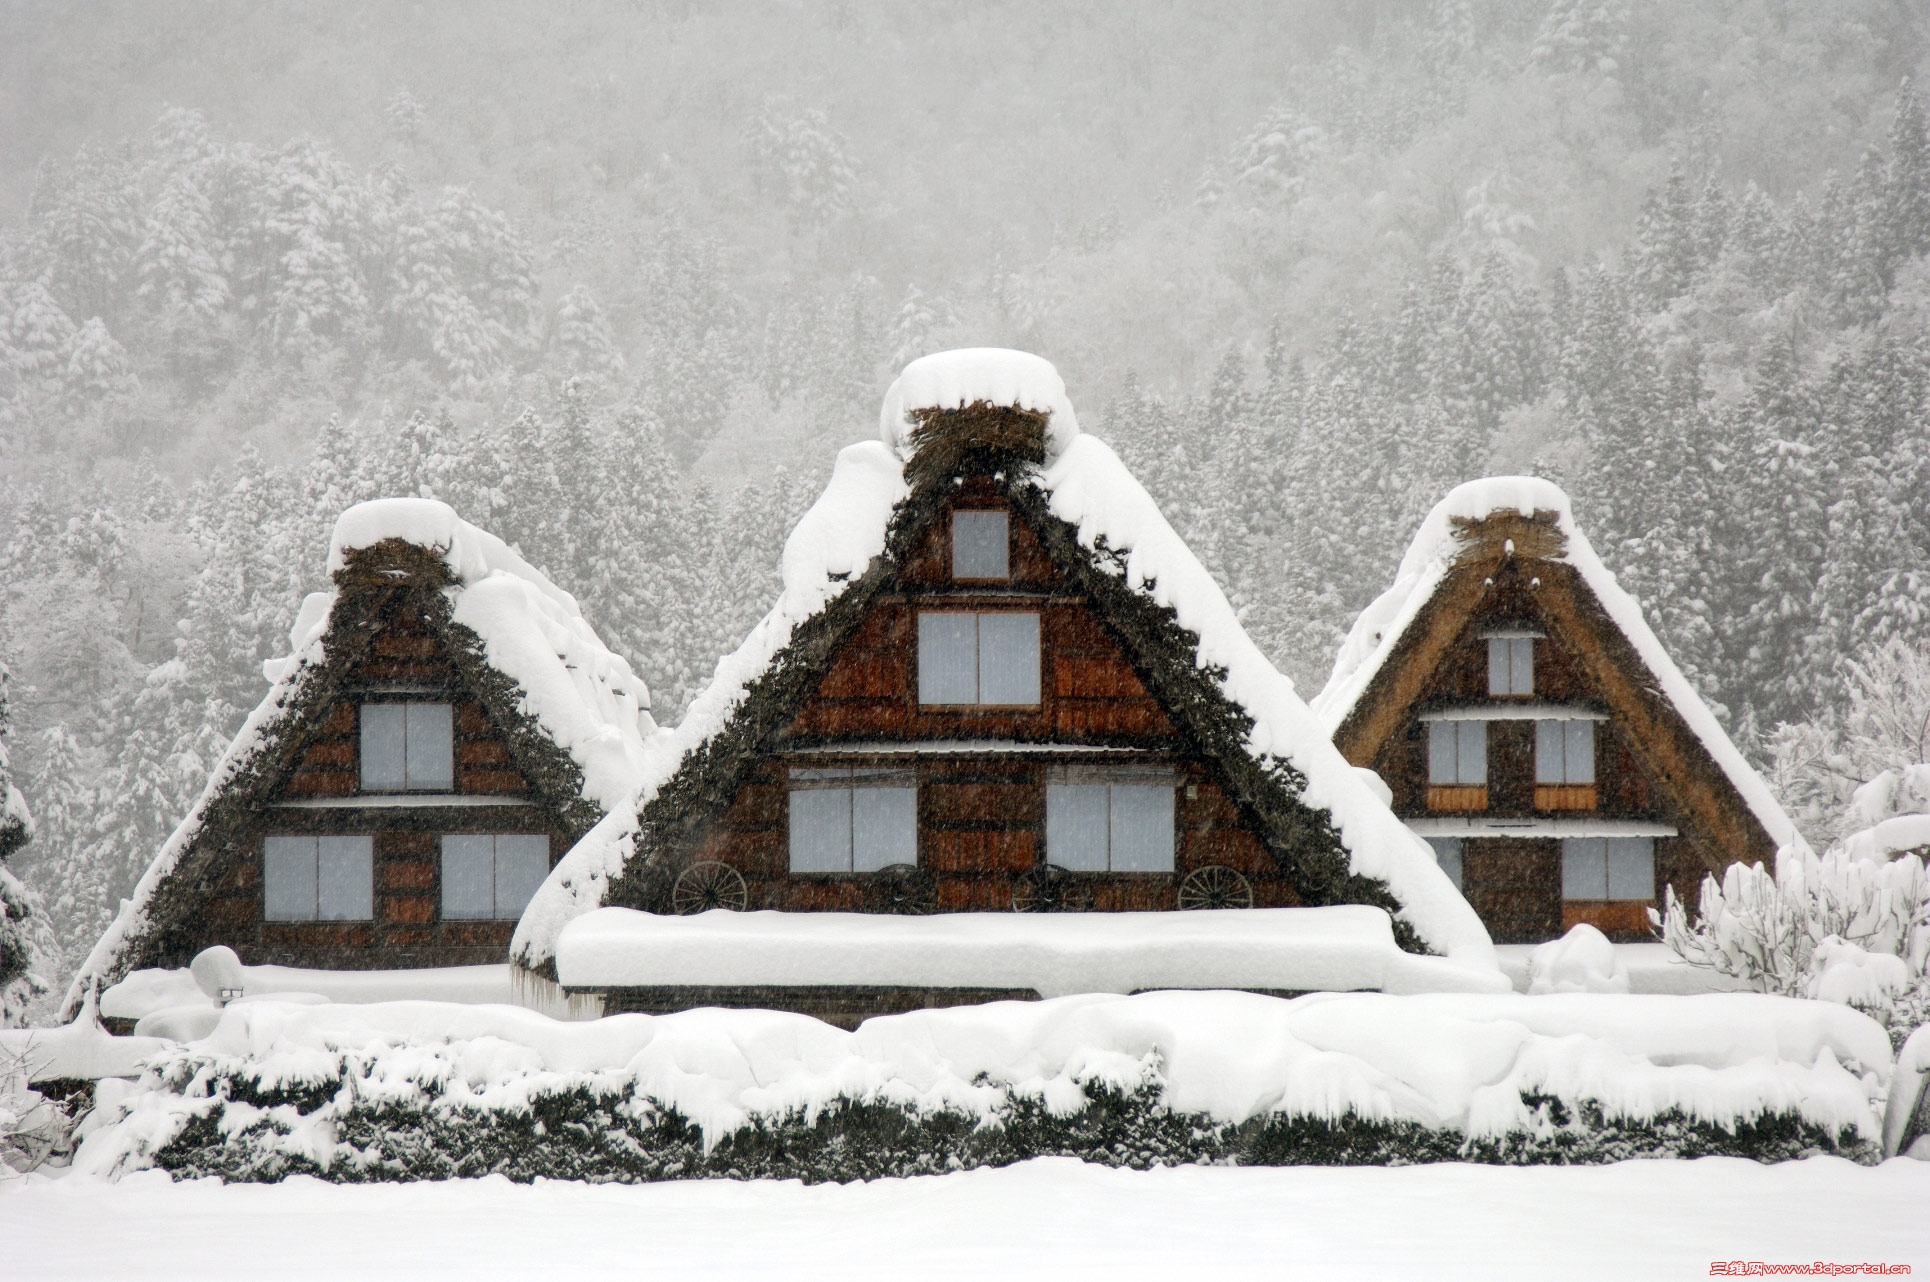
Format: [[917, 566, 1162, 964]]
[[513, 350, 1495, 977], [63, 499, 658, 1013], [1311, 476, 1807, 862]]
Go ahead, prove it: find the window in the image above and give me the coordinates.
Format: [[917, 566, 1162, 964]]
[[918, 611, 1041, 705], [264, 834, 373, 921], [1426, 837, 1464, 891], [441, 834, 550, 920], [1560, 837, 1655, 900], [1536, 720, 1595, 784], [360, 703, 454, 791], [1488, 637, 1534, 696], [952, 510, 1010, 579], [1045, 769, 1175, 872], [1428, 721, 1487, 785], [789, 768, 917, 872]]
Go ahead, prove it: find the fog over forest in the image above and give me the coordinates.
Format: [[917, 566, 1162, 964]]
[[2, 0, 1929, 1016]]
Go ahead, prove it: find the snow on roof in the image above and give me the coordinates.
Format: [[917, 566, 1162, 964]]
[[557, 905, 1509, 996], [66, 499, 658, 1014], [514, 352, 1498, 977], [1310, 477, 1808, 855], [880, 347, 1081, 462]]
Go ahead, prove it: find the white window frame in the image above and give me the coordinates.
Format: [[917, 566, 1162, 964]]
[[359, 702, 455, 792], [263, 834, 374, 921], [1536, 719, 1596, 785], [1487, 637, 1535, 696], [788, 767, 918, 873], [1560, 836, 1655, 900], [917, 611, 1041, 706], [1044, 766, 1176, 873], [440, 833, 551, 920], [951, 509, 1010, 580], [1428, 720, 1487, 786]]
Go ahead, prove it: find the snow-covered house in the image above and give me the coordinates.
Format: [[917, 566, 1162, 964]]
[[1312, 478, 1807, 944], [64, 500, 655, 1016], [510, 350, 1496, 1024]]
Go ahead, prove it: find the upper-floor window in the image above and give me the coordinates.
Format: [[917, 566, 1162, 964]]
[[918, 611, 1040, 705], [952, 509, 1010, 580], [441, 833, 550, 920], [789, 767, 917, 873], [360, 702, 454, 791], [1536, 719, 1596, 785], [264, 834, 373, 921], [1045, 768, 1175, 872], [1561, 836, 1654, 901], [1428, 720, 1487, 786], [1488, 637, 1534, 696]]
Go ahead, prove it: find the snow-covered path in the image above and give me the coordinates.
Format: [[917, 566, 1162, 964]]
[[6, 1156, 1925, 1280]]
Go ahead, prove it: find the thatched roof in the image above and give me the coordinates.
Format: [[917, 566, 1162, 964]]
[[62, 500, 658, 1015], [1311, 476, 1806, 865], [513, 349, 1494, 978]]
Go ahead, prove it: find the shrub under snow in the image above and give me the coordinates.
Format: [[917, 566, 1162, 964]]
[[1658, 849, 1930, 1049], [70, 990, 1892, 1184]]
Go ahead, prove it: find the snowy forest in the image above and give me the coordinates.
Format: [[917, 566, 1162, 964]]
[[2, 0, 1929, 1020]]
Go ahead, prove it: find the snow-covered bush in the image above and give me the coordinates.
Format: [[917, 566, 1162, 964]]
[[1657, 850, 1930, 1047], [72, 992, 1888, 1183]]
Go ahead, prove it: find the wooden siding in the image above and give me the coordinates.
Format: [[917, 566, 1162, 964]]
[[688, 488, 1294, 914], [159, 590, 573, 971], [1340, 533, 1770, 944]]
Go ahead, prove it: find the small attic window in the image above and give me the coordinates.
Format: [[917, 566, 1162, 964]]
[[952, 509, 1010, 580], [1487, 638, 1534, 696], [360, 703, 454, 791]]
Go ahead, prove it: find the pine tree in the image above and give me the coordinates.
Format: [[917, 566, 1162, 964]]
[[0, 660, 48, 1025]]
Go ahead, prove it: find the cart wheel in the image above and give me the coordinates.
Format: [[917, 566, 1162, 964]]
[[1011, 864, 1093, 913], [671, 860, 749, 914], [864, 863, 938, 915], [1177, 865, 1253, 910]]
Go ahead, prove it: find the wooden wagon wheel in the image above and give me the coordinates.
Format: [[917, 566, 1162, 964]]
[[671, 860, 749, 914], [1177, 865, 1253, 910], [863, 863, 938, 915], [1011, 864, 1093, 913]]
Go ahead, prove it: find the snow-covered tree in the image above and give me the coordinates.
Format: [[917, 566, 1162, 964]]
[[0, 661, 48, 1026]]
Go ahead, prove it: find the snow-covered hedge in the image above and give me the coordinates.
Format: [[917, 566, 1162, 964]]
[[72, 990, 1892, 1183]]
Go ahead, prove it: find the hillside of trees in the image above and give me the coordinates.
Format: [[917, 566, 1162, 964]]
[[2, 0, 1928, 1015]]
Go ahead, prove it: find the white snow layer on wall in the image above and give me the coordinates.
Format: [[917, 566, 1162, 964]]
[[65, 498, 659, 1018], [70, 989, 1891, 1178], [554, 906, 1511, 997], [514, 350, 1496, 976], [1310, 476, 1808, 857]]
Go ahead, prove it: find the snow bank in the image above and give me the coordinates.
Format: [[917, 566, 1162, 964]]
[[555, 906, 1510, 998], [517, 353, 1495, 975], [70, 988, 1892, 1181], [1495, 943, 1750, 995], [102, 951, 516, 1026], [1311, 477, 1807, 857], [879, 347, 1081, 463], [65, 498, 658, 1018], [1525, 925, 1630, 995], [0, 1019, 168, 1083]]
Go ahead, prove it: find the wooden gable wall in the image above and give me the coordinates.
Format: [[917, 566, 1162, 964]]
[[150, 588, 575, 972], [685, 479, 1299, 913], [1334, 517, 1779, 942]]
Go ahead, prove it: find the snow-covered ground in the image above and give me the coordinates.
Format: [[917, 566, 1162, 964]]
[[5, 1155, 1926, 1281]]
